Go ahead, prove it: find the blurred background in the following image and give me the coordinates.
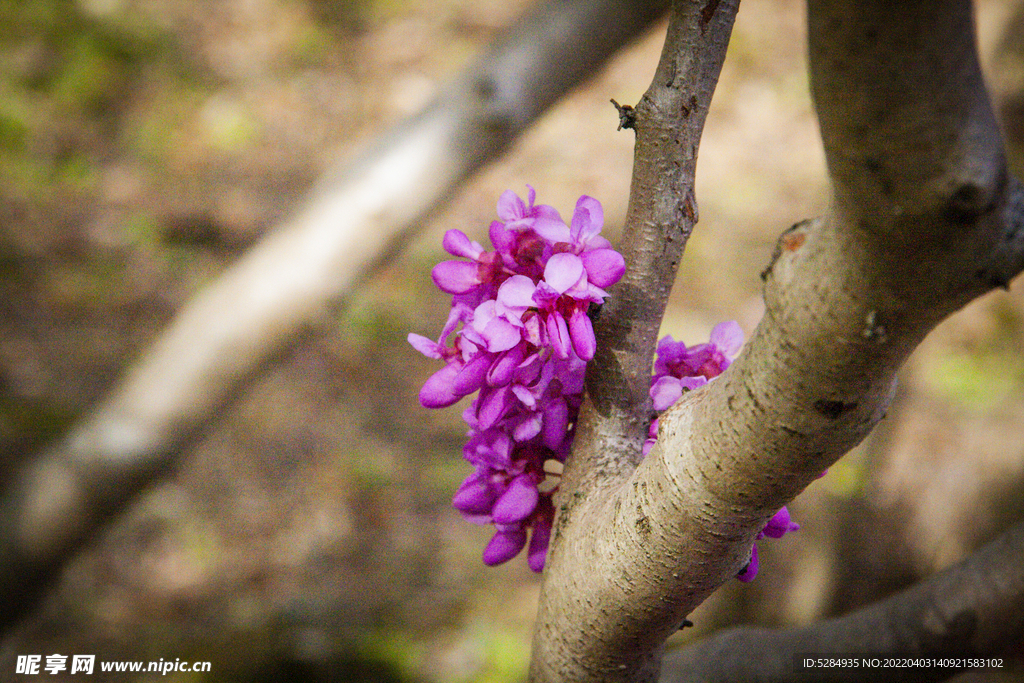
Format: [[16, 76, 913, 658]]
[[1, 0, 1023, 680]]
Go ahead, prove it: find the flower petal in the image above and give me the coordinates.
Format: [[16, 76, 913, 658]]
[[546, 311, 571, 359], [735, 544, 759, 582], [527, 518, 552, 573], [452, 352, 492, 395], [580, 248, 626, 288], [762, 506, 800, 539], [541, 398, 569, 451], [568, 307, 596, 361], [487, 344, 526, 386], [432, 260, 480, 294], [482, 527, 528, 566], [476, 386, 513, 429], [442, 229, 484, 259], [678, 376, 708, 391], [482, 317, 522, 352], [570, 195, 604, 246], [543, 253, 585, 294], [710, 320, 744, 357], [493, 474, 540, 524], [650, 376, 683, 411], [419, 363, 463, 408], [462, 428, 512, 468], [452, 474, 497, 516], [489, 219, 515, 253], [496, 189, 525, 221], [513, 412, 542, 442], [407, 333, 442, 359], [497, 275, 537, 308], [530, 217, 571, 243]]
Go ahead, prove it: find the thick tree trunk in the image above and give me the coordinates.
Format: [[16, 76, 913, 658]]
[[529, 0, 1024, 680]]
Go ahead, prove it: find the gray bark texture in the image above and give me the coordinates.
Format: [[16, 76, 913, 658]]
[[528, 0, 1024, 680], [0, 0, 669, 637], [660, 518, 1024, 682]]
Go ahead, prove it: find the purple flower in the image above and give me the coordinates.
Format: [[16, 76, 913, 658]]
[[736, 544, 760, 583], [647, 322, 744, 415], [567, 196, 625, 287], [431, 230, 503, 298], [483, 527, 528, 566], [654, 321, 744, 383], [526, 500, 554, 572], [452, 470, 500, 520], [492, 474, 540, 524], [761, 505, 801, 539], [411, 187, 625, 571], [414, 189, 799, 579], [736, 506, 800, 582], [649, 375, 709, 412], [645, 322, 797, 582], [497, 186, 566, 239]]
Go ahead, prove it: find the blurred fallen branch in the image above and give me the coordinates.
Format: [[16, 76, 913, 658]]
[[0, 0, 669, 636], [660, 517, 1024, 682]]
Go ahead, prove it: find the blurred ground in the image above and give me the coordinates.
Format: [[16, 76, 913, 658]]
[[1, 0, 1023, 681]]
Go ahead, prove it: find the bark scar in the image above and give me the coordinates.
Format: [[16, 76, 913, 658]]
[[813, 399, 858, 420], [700, 0, 722, 32], [762, 218, 813, 281]]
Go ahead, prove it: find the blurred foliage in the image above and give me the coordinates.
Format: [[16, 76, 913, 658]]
[[919, 300, 1024, 412], [0, 0, 167, 198]]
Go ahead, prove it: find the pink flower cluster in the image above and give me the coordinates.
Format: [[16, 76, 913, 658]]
[[411, 188, 798, 579], [409, 188, 625, 572], [643, 321, 799, 581]]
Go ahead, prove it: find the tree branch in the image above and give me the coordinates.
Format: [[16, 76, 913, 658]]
[[0, 0, 669, 638], [531, 0, 1024, 680], [661, 518, 1024, 682], [531, 0, 740, 680]]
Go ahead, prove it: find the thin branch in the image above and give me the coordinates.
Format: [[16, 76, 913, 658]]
[[530, 0, 740, 680], [661, 518, 1024, 682], [573, 0, 735, 487], [0, 0, 670, 638]]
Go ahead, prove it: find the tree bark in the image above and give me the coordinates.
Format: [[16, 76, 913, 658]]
[[660, 519, 1024, 682], [0, 0, 669, 638], [531, 1, 740, 680], [530, 0, 1024, 680]]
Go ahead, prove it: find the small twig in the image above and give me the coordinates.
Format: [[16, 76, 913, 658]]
[[611, 98, 637, 130]]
